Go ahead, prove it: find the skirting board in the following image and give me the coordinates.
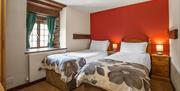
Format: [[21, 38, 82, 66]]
[[7, 78, 46, 91], [170, 63, 180, 91]]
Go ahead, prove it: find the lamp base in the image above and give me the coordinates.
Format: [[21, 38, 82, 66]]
[[157, 51, 163, 55], [113, 49, 117, 52]]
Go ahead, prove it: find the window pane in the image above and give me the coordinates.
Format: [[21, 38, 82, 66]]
[[33, 36, 37, 41], [45, 30, 48, 35], [29, 23, 37, 48], [29, 22, 50, 48], [40, 23, 49, 47], [32, 42, 37, 47], [41, 29, 44, 34], [45, 24, 48, 29], [40, 41, 44, 47], [45, 36, 48, 41], [40, 36, 44, 40]]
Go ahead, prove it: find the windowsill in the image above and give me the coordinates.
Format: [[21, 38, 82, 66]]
[[25, 47, 67, 54]]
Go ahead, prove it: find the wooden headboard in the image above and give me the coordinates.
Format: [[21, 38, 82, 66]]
[[122, 39, 151, 54]]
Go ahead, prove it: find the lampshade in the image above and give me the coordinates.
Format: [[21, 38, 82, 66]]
[[112, 43, 118, 49], [156, 44, 163, 52]]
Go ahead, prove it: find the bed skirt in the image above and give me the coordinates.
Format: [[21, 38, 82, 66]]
[[46, 70, 106, 91], [46, 70, 69, 91]]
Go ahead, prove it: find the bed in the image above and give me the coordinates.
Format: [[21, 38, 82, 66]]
[[41, 40, 109, 91], [74, 39, 152, 91]]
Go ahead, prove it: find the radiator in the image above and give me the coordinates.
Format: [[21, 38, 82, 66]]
[[26, 49, 66, 82]]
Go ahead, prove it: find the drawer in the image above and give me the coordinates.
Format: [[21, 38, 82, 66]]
[[152, 60, 168, 66], [151, 55, 170, 79], [152, 63, 169, 77], [152, 59, 169, 65], [152, 57, 169, 62]]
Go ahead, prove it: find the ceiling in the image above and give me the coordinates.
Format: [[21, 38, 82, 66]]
[[54, 0, 150, 13]]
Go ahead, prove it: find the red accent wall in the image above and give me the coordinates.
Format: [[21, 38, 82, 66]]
[[91, 0, 169, 55]]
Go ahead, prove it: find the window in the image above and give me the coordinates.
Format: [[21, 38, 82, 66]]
[[29, 22, 49, 48]]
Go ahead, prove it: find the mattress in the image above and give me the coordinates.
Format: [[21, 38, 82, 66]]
[[64, 50, 108, 62], [105, 52, 151, 71]]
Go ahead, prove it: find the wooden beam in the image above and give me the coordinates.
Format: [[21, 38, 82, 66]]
[[27, 0, 66, 17], [36, 16, 46, 22], [73, 34, 91, 39], [27, 3, 60, 17], [38, 0, 66, 8], [27, 0, 66, 9], [27, 1, 60, 11]]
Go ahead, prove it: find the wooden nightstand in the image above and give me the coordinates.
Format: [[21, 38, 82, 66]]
[[108, 51, 117, 55], [151, 54, 170, 81]]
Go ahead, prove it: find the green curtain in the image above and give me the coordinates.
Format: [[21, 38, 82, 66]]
[[47, 16, 56, 48], [26, 11, 37, 48]]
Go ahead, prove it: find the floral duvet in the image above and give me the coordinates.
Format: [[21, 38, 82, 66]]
[[41, 54, 86, 83], [76, 59, 151, 91]]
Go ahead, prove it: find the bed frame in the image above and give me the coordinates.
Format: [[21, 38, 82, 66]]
[[46, 39, 151, 91], [46, 70, 69, 91]]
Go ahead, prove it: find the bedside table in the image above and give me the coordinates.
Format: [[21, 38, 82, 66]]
[[151, 54, 170, 81], [108, 51, 117, 56]]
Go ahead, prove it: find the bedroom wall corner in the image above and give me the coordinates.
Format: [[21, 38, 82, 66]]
[[60, 7, 91, 52], [5, 0, 27, 89], [169, 0, 180, 91]]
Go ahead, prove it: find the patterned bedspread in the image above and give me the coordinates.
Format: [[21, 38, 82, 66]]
[[76, 59, 150, 91], [41, 54, 86, 83]]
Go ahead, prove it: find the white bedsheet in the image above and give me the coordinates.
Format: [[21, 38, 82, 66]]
[[105, 52, 151, 71], [48, 50, 108, 62], [65, 50, 108, 62]]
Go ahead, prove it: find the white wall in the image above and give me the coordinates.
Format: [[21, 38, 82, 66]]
[[60, 7, 91, 51], [5, 3, 90, 90], [169, 0, 180, 91], [5, 0, 27, 89], [60, 8, 67, 48]]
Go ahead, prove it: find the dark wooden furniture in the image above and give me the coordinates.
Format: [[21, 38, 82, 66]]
[[151, 54, 170, 81]]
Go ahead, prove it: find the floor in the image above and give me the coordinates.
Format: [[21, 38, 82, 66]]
[[17, 79, 173, 91], [150, 79, 174, 91]]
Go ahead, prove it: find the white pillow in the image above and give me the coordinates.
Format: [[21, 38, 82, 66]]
[[89, 40, 109, 51], [120, 42, 148, 54]]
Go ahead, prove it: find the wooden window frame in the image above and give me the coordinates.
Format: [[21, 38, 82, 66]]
[[30, 19, 49, 49], [27, 0, 65, 49]]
